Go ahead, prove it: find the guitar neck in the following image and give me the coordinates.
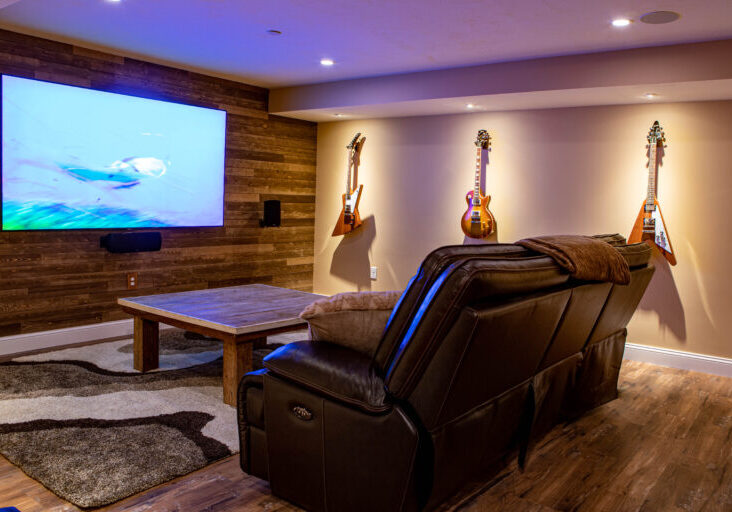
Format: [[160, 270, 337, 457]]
[[646, 142, 658, 207], [473, 146, 481, 204], [345, 148, 352, 198]]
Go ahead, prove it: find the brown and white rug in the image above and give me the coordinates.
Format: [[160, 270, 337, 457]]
[[0, 329, 303, 508]]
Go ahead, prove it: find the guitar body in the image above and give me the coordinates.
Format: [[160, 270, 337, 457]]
[[628, 198, 676, 265], [332, 184, 363, 236], [461, 190, 496, 239]]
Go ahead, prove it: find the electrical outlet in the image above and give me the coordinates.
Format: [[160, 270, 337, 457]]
[[127, 272, 138, 290], [370, 266, 378, 280]]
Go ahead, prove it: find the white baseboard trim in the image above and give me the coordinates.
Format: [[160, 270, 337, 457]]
[[0, 320, 174, 358], [2, 322, 730, 378], [625, 342, 732, 378]]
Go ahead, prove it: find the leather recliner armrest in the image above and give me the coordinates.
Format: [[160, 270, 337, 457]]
[[238, 368, 266, 428], [263, 341, 390, 414]]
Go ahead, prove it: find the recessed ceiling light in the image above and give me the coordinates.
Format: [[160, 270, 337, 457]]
[[611, 18, 632, 27], [333, 113, 345, 118], [466, 103, 476, 109], [106, 0, 122, 3], [320, 58, 334, 67], [640, 11, 681, 24], [643, 93, 659, 99], [267, 29, 282, 35]]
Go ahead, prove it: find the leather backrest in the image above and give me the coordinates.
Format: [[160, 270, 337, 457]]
[[615, 242, 653, 268], [408, 289, 572, 429], [384, 240, 653, 429], [383, 256, 569, 398], [373, 233, 625, 374], [537, 282, 613, 371], [528, 243, 652, 371], [373, 234, 628, 373], [587, 243, 653, 344], [372, 243, 529, 372], [594, 233, 628, 247]]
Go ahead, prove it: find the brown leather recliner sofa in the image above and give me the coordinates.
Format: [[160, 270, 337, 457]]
[[238, 235, 654, 511]]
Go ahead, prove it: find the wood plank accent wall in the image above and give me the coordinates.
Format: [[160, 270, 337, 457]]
[[0, 29, 317, 337]]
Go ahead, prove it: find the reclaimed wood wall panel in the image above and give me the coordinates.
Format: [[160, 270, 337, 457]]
[[0, 29, 317, 337]]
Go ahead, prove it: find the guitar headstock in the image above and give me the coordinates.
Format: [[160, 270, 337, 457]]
[[647, 121, 666, 147], [474, 129, 491, 150], [354, 135, 365, 153], [347, 132, 362, 150]]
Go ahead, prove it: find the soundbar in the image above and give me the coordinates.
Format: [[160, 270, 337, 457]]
[[100, 232, 162, 253]]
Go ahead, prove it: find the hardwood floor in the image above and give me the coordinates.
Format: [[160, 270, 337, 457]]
[[1, 360, 730, 512], [443, 361, 732, 512]]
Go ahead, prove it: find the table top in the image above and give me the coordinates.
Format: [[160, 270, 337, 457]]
[[118, 284, 322, 335]]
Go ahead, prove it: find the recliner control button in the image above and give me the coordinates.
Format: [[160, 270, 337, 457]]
[[292, 405, 313, 421]]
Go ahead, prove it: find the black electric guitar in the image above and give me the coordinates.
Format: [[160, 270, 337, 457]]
[[332, 132, 365, 236], [628, 121, 676, 265]]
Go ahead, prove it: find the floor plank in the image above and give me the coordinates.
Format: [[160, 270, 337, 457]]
[[1, 360, 730, 512]]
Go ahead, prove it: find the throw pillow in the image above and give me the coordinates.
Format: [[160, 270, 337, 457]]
[[299, 290, 402, 356]]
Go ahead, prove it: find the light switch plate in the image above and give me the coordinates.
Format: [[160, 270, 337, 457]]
[[370, 266, 378, 280]]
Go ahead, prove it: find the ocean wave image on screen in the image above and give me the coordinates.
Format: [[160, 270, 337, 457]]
[[1, 75, 226, 231], [2, 201, 172, 231]]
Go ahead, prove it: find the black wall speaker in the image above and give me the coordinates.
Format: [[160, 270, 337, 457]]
[[100, 232, 163, 253], [261, 199, 281, 227]]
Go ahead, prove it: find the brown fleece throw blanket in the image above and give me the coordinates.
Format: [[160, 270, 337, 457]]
[[516, 235, 630, 284]]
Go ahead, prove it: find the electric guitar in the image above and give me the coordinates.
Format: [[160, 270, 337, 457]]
[[460, 129, 496, 239], [628, 121, 676, 265], [332, 132, 365, 236]]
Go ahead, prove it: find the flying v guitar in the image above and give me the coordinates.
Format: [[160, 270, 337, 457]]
[[628, 121, 676, 265], [460, 129, 496, 239], [332, 132, 365, 236]]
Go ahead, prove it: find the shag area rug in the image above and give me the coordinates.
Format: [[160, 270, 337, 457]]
[[0, 329, 303, 508]]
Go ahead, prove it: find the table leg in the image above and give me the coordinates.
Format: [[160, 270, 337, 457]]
[[133, 317, 159, 372], [223, 339, 253, 406]]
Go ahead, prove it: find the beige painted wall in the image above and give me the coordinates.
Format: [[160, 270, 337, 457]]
[[313, 101, 732, 360]]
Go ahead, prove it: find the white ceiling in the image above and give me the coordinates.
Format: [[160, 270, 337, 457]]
[[0, 0, 730, 88]]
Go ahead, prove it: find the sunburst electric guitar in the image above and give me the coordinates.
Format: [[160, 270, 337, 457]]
[[628, 121, 676, 265], [460, 129, 496, 238], [332, 132, 365, 236]]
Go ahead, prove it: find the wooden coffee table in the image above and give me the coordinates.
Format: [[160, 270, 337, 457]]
[[118, 284, 322, 405]]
